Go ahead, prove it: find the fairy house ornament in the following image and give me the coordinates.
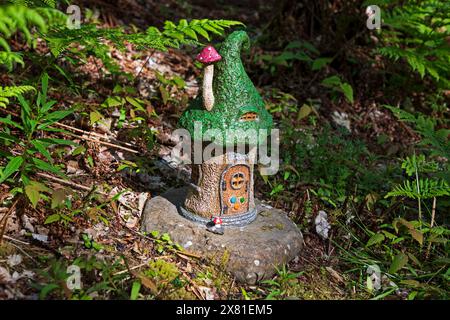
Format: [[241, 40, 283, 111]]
[[179, 31, 273, 230]]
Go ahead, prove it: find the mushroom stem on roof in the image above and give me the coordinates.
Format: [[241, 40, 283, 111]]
[[202, 64, 215, 111], [196, 45, 222, 111]]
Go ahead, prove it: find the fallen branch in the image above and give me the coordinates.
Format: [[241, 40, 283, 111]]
[[2, 235, 30, 245], [63, 131, 140, 154], [36, 172, 107, 195], [113, 261, 149, 276], [53, 122, 137, 149]]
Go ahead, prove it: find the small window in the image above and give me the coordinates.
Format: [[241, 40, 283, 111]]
[[231, 172, 245, 189], [239, 112, 258, 122]]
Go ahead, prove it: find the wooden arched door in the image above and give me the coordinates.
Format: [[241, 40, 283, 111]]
[[220, 164, 250, 216]]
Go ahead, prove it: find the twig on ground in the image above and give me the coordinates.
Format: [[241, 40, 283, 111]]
[[36, 172, 108, 196], [113, 261, 149, 276], [136, 51, 155, 78], [180, 270, 204, 300], [5, 239, 38, 264], [52, 122, 137, 149], [63, 131, 140, 154], [2, 235, 30, 245], [0, 197, 20, 244], [426, 196, 437, 259]]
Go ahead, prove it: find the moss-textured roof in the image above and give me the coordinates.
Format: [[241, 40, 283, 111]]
[[179, 31, 273, 146]]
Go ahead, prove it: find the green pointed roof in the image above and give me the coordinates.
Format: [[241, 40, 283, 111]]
[[179, 31, 273, 146]]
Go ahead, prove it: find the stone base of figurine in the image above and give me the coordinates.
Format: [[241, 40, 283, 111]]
[[140, 187, 304, 284]]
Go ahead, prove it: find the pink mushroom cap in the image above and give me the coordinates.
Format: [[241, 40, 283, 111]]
[[196, 45, 222, 64]]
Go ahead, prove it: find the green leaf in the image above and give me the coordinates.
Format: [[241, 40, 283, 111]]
[[366, 276, 373, 293], [0, 117, 24, 130], [164, 20, 177, 30], [381, 230, 397, 240], [161, 233, 171, 242], [172, 76, 186, 89], [312, 57, 332, 71], [159, 86, 169, 105], [32, 157, 65, 177], [367, 233, 385, 247], [39, 283, 59, 299], [321, 75, 342, 87], [389, 253, 408, 274], [25, 184, 40, 208], [17, 94, 31, 113], [28, 180, 51, 192], [91, 241, 103, 251], [87, 156, 94, 167], [71, 146, 86, 156], [113, 85, 123, 94], [0, 156, 23, 183], [82, 234, 92, 248], [149, 230, 160, 238], [41, 73, 49, 104], [191, 25, 209, 41], [103, 96, 124, 108], [31, 140, 53, 162], [125, 97, 145, 110], [339, 83, 354, 104], [44, 213, 61, 224], [0, 132, 19, 143], [181, 27, 198, 40], [202, 22, 223, 36], [40, 100, 57, 115], [118, 108, 126, 127], [299, 40, 320, 55], [90, 111, 103, 125], [297, 104, 312, 120], [130, 281, 141, 300], [38, 109, 74, 129], [406, 252, 422, 267], [18, 95, 32, 132]]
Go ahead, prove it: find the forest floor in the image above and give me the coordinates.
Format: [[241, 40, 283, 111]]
[[1, 32, 354, 301], [0, 0, 448, 300]]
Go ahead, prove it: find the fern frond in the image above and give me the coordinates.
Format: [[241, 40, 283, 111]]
[[384, 105, 450, 160], [376, 0, 450, 85], [401, 154, 438, 177], [0, 85, 35, 108], [0, 4, 66, 64], [44, 18, 244, 73], [0, 50, 24, 70], [0, 5, 47, 40], [161, 19, 244, 42], [35, 7, 67, 26], [386, 178, 450, 200], [383, 104, 416, 122], [4, 0, 56, 8]]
